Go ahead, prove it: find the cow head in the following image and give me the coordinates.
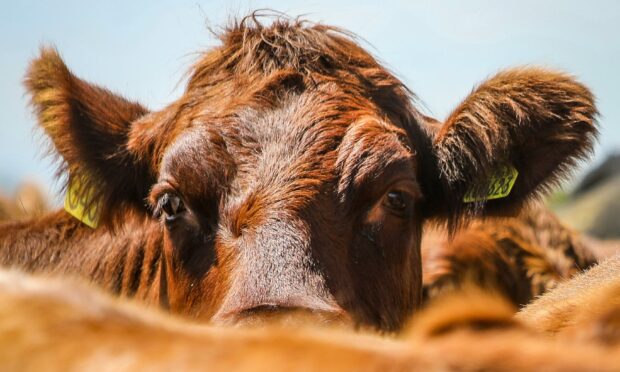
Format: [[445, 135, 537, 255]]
[[25, 17, 597, 331]]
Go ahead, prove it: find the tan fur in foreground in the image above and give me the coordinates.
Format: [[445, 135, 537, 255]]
[[0, 267, 619, 371], [517, 254, 620, 345], [0, 183, 48, 221]]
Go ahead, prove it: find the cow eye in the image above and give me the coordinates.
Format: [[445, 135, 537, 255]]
[[158, 193, 186, 222], [383, 190, 411, 216]]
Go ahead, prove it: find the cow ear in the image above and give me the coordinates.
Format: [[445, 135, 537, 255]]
[[420, 67, 598, 231], [24, 47, 156, 226]]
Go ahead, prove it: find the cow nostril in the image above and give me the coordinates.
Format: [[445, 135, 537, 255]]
[[216, 303, 351, 328], [239, 304, 284, 317]]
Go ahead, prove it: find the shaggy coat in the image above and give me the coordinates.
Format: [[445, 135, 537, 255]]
[[0, 268, 619, 371], [517, 254, 620, 345], [0, 15, 598, 330], [422, 204, 617, 307], [0, 183, 48, 221]]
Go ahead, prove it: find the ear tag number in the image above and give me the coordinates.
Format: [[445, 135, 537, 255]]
[[64, 175, 100, 228], [463, 165, 519, 203]]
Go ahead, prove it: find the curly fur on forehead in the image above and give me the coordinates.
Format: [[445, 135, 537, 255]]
[[186, 12, 415, 101]]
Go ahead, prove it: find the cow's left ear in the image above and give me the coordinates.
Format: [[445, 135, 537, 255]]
[[420, 67, 598, 230], [25, 47, 156, 226]]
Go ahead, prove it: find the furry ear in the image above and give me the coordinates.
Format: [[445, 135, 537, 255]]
[[421, 67, 598, 230], [24, 47, 156, 226]]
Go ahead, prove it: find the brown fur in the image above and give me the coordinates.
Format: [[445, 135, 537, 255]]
[[0, 183, 49, 221], [0, 14, 598, 331], [430, 67, 598, 231], [409, 285, 518, 337], [1, 269, 619, 371], [422, 204, 612, 307], [517, 254, 620, 345]]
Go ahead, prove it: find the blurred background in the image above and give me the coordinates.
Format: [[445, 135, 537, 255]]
[[1, 1, 618, 235]]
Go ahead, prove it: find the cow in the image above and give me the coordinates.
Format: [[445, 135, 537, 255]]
[[1, 266, 619, 371], [422, 203, 619, 307], [0, 182, 49, 221], [0, 15, 598, 331], [517, 254, 620, 345]]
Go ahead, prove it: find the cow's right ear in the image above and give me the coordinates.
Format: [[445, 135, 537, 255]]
[[24, 47, 156, 226], [418, 67, 598, 232]]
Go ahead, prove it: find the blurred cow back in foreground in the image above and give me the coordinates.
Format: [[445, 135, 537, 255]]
[[517, 254, 620, 344], [1, 259, 619, 371], [0, 182, 48, 221], [0, 14, 598, 331]]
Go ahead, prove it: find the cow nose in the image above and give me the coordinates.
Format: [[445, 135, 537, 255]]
[[213, 303, 351, 328], [239, 304, 291, 317]]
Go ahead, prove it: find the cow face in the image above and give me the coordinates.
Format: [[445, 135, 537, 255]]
[[25, 17, 597, 331], [145, 104, 423, 330]]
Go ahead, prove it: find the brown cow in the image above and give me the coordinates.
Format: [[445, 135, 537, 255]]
[[0, 182, 49, 221], [0, 15, 598, 331], [517, 254, 620, 345], [1, 267, 620, 371], [422, 203, 618, 307]]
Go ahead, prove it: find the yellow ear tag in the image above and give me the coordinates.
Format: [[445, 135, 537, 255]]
[[64, 175, 100, 228], [463, 165, 519, 203]]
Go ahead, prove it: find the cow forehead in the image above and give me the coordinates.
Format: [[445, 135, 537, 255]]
[[159, 93, 416, 209]]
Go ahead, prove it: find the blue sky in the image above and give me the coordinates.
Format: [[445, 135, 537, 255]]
[[1, 1, 619, 199]]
